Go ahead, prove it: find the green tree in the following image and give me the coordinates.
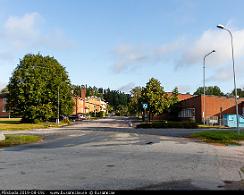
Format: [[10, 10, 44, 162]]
[[141, 78, 167, 121], [167, 87, 180, 119], [128, 86, 142, 116], [231, 88, 244, 98], [0, 86, 8, 93], [7, 54, 74, 122], [193, 86, 224, 96], [103, 89, 130, 111], [168, 87, 179, 107], [116, 104, 129, 116]]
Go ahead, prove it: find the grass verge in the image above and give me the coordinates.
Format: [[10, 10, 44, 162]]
[[190, 130, 244, 145], [0, 118, 68, 131], [197, 124, 228, 129], [0, 134, 42, 148]]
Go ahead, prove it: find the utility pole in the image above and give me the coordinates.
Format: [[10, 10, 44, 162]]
[[57, 86, 60, 125], [217, 24, 240, 134], [203, 50, 216, 125]]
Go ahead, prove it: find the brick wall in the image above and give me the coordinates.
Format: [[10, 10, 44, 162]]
[[72, 97, 85, 115], [179, 95, 244, 123], [179, 96, 202, 122], [202, 95, 244, 119], [0, 94, 8, 117]]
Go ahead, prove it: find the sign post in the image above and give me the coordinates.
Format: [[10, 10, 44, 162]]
[[142, 103, 148, 122]]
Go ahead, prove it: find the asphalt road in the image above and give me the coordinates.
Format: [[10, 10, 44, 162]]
[[0, 117, 244, 190]]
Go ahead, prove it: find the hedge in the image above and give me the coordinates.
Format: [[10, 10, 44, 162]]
[[136, 121, 198, 129]]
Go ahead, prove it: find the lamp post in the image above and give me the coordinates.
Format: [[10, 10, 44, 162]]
[[203, 50, 216, 125], [57, 86, 60, 125], [217, 24, 240, 134]]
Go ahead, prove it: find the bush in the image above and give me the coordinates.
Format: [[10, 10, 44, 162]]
[[33, 119, 41, 124], [98, 111, 106, 118], [63, 118, 70, 125], [136, 121, 198, 129], [136, 123, 153, 128]]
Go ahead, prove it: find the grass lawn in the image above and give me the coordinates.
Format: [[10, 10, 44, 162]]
[[0, 134, 42, 148], [0, 118, 67, 131], [191, 130, 244, 145], [197, 124, 228, 129]]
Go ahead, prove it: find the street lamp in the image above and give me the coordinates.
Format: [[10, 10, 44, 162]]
[[217, 24, 240, 134], [57, 86, 60, 125], [203, 50, 216, 125]]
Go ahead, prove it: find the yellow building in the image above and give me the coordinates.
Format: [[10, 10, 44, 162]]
[[72, 96, 85, 115], [85, 96, 108, 114], [72, 86, 108, 116]]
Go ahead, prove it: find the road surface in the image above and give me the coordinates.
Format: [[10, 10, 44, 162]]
[[0, 117, 244, 190]]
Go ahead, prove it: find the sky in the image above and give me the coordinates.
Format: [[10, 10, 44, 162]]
[[1, 0, 244, 94]]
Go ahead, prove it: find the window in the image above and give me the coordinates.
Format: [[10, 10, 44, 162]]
[[178, 108, 195, 118]]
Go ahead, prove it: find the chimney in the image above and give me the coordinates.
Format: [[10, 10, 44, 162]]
[[81, 86, 86, 114], [81, 86, 86, 99]]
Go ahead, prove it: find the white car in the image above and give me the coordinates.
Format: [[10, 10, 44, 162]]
[[78, 114, 86, 120]]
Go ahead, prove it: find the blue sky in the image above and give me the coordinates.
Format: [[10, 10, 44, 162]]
[[1, 0, 244, 94]]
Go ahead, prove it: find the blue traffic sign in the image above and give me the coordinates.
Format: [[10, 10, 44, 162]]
[[142, 103, 148, 109]]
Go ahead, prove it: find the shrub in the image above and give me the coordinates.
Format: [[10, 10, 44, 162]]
[[63, 118, 70, 125], [33, 119, 41, 124], [136, 121, 198, 129], [98, 111, 106, 118], [136, 123, 153, 128]]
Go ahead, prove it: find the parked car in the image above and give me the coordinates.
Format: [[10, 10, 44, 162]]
[[77, 114, 86, 120], [68, 115, 79, 121], [69, 114, 86, 121]]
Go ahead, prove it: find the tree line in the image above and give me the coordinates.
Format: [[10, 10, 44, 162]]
[[71, 84, 130, 115], [2, 53, 244, 122]]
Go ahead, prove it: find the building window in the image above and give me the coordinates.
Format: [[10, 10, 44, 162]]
[[178, 108, 195, 118]]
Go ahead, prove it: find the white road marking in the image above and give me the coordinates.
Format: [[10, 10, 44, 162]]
[[68, 134, 85, 137]]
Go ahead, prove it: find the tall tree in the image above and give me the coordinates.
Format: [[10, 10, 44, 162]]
[[231, 88, 244, 98], [7, 54, 74, 122], [168, 87, 179, 107], [141, 78, 167, 121], [193, 86, 224, 96], [128, 86, 142, 116], [167, 87, 180, 118], [0, 86, 8, 93]]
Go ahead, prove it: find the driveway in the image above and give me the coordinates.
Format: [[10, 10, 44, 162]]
[[0, 117, 244, 190]]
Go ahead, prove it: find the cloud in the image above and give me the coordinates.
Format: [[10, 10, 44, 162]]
[[112, 44, 149, 73], [0, 12, 74, 58], [117, 82, 135, 93], [176, 85, 192, 93], [111, 42, 183, 73], [0, 81, 7, 91], [38, 29, 75, 50], [176, 26, 244, 69], [207, 63, 244, 82], [4, 12, 42, 38], [112, 25, 244, 85]]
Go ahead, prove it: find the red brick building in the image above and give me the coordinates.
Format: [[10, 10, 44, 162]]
[[73, 87, 86, 115], [178, 95, 244, 123], [0, 93, 8, 117], [166, 92, 193, 101]]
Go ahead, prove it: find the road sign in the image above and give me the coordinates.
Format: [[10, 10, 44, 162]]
[[142, 103, 148, 110]]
